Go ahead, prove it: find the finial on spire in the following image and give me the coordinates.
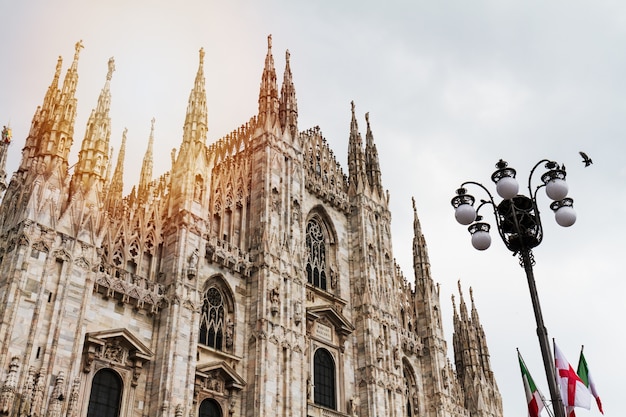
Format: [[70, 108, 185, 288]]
[[199, 47, 205, 65], [469, 286, 474, 303], [106, 57, 115, 81], [268, 34, 272, 49], [285, 49, 290, 63], [351, 100, 355, 115], [365, 112, 370, 127], [151, 117, 156, 130], [412, 196, 417, 211]]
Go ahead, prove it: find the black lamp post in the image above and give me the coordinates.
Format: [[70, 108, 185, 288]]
[[451, 159, 576, 417]]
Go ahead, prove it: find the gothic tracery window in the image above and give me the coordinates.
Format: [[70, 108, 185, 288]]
[[306, 218, 327, 290], [199, 287, 225, 350], [404, 361, 419, 417]]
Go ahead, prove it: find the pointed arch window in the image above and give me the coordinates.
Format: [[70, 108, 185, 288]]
[[199, 287, 225, 350], [87, 369, 122, 417], [314, 348, 336, 409], [404, 361, 419, 416], [199, 398, 222, 417], [306, 218, 327, 290]]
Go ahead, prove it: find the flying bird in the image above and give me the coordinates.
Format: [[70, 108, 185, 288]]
[[579, 151, 592, 167]]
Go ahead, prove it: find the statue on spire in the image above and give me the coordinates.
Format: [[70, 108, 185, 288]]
[[1, 125, 11, 144], [106, 57, 115, 81], [74, 40, 84, 58]]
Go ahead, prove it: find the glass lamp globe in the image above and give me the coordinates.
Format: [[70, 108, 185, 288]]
[[496, 176, 519, 200], [471, 230, 491, 250], [555, 206, 576, 227], [546, 178, 568, 201], [455, 204, 476, 225]]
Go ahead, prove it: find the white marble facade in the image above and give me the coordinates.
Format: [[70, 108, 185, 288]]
[[0, 37, 502, 417]]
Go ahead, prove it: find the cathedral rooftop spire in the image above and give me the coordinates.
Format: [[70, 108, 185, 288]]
[[71, 56, 114, 196], [138, 118, 155, 203], [258, 35, 279, 129], [364, 112, 382, 193], [181, 48, 208, 147], [347, 101, 366, 191], [412, 197, 432, 285], [279, 49, 298, 138], [107, 127, 127, 214]]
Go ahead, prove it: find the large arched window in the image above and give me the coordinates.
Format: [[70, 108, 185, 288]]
[[199, 398, 222, 417], [199, 287, 225, 350], [87, 369, 123, 417], [404, 361, 419, 417], [314, 348, 336, 409], [306, 218, 327, 290]]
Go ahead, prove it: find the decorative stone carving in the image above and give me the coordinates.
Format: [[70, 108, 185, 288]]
[[0, 356, 19, 414], [30, 370, 45, 417], [93, 270, 165, 312], [102, 340, 126, 363], [187, 248, 199, 279], [376, 336, 384, 362], [293, 301, 302, 325], [18, 367, 35, 417], [225, 318, 234, 349], [65, 378, 81, 417], [269, 287, 280, 316], [46, 372, 65, 417]]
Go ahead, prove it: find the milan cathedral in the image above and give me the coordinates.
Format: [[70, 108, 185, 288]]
[[0, 36, 503, 417]]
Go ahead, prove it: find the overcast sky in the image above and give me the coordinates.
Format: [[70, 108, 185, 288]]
[[1, 1, 623, 416]]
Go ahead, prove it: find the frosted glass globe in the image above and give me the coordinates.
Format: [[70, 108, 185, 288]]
[[496, 176, 519, 200], [546, 179, 568, 201], [455, 204, 476, 225], [555, 206, 576, 227], [471, 230, 491, 250]]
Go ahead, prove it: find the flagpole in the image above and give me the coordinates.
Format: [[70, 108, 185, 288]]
[[521, 249, 565, 417]]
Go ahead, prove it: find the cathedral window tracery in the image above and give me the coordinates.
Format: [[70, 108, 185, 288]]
[[306, 218, 327, 290], [199, 281, 235, 353]]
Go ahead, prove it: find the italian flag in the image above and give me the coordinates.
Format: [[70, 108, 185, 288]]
[[518, 350, 544, 417], [577, 348, 604, 414]]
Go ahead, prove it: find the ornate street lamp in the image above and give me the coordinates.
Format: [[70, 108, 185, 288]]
[[451, 159, 575, 417]]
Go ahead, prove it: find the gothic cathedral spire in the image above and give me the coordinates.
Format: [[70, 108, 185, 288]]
[[452, 282, 501, 416], [412, 197, 431, 286], [138, 118, 155, 203], [364, 113, 383, 196], [71, 56, 115, 198], [22, 40, 83, 177], [169, 48, 209, 217], [347, 101, 365, 194], [258, 35, 279, 131], [279, 49, 298, 139], [181, 48, 208, 147], [106, 128, 127, 214]]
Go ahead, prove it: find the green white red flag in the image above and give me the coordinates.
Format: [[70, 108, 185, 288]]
[[518, 350, 544, 417], [577, 348, 603, 414], [554, 341, 591, 415]]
